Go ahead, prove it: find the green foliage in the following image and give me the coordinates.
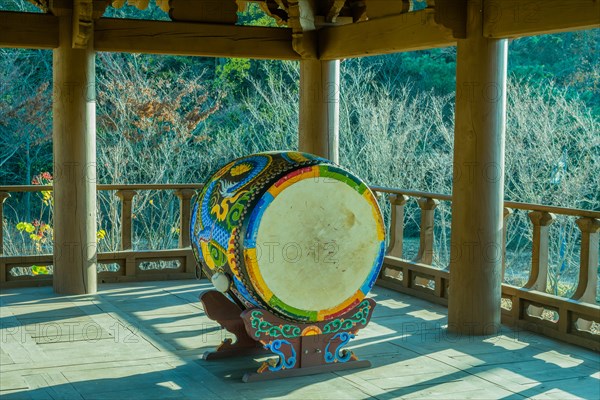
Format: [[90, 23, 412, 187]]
[[508, 30, 600, 115], [356, 48, 457, 96], [216, 58, 252, 89], [0, 49, 52, 185], [237, 3, 279, 27], [0, 13, 597, 298], [0, 0, 41, 12], [102, 0, 170, 20]]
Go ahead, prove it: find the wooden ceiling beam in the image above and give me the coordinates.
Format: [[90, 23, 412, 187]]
[[319, 9, 456, 60], [94, 18, 303, 59], [0, 11, 59, 49], [2, 2, 598, 56], [483, 0, 600, 38]]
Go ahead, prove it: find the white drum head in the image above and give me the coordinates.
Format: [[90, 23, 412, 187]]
[[243, 165, 385, 321]]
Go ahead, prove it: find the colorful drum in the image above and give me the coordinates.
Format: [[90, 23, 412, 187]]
[[191, 151, 385, 322]]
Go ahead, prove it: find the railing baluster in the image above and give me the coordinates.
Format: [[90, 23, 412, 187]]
[[502, 207, 512, 281], [116, 190, 137, 250], [175, 188, 197, 275], [116, 190, 137, 276], [525, 211, 555, 291], [414, 197, 439, 265], [0, 192, 9, 256], [572, 217, 600, 303], [0, 192, 8, 283], [175, 189, 196, 248], [387, 194, 408, 258]]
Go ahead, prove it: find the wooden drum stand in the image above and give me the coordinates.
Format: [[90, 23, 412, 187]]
[[200, 291, 375, 382]]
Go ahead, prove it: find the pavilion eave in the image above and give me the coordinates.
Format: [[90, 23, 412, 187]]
[[1, 1, 598, 59]]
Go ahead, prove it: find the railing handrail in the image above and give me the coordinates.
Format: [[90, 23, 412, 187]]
[[370, 185, 600, 219], [0, 183, 204, 192], [1, 183, 597, 219], [370, 186, 452, 201], [1, 183, 596, 218]]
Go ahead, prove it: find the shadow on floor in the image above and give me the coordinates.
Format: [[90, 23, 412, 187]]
[[1, 281, 598, 399]]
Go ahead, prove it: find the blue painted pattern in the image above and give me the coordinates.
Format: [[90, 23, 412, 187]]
[[325, 332, 355, 363], [264, 339, 297, 371]]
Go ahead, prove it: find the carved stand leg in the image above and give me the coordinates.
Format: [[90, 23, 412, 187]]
[[200, 291, 375, 381], [199, 291, 265, 360]]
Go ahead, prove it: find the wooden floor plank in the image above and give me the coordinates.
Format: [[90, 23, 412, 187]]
[[524, 376, 600, 399], [0, 374, 29, 392], [0, 280, 598, 400], [61, 363, 188, 395], [471, 360, 598, 387], [22, 372, 85, 400]]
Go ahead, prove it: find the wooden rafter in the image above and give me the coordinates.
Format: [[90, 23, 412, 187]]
[[155, 0, 169, 12], [110, 0, 149, 10], [259, 0, 290, 25], [254, 0, 369, 26], [106, 0, 165, 14], [325, 0, 345, 23], [126, 0, 150, 9], [26, 0, 48, 11], [347, 0, 367, 22]]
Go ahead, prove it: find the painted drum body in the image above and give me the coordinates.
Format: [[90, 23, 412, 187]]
[[191, 151, 385, 322]]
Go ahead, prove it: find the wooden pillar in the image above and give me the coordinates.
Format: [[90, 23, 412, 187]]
[[448, 1, 508, 335], [299, 59, 340, 162], [52, 10, 97, 294]]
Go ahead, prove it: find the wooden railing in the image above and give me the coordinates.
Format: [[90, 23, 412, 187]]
[[371, 185, 600, 351], [1, 183, 598, 350], [0, 184, 202, 288]]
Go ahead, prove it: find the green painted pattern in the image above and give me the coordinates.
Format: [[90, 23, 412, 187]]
[[207, 241, 227, 268], [250, 310, 302, 338], [322, 299, 371, 334], [225, 191, 252, 230], [249, 300, 372, 339]]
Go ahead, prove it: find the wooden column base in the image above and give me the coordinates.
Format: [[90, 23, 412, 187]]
[[200, 290, 376, 382]]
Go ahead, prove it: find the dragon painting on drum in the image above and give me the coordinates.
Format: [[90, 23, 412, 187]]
[[191, 151, 385, 324]]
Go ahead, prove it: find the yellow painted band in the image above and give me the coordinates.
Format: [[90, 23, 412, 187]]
[[244, 248, 273, 302]]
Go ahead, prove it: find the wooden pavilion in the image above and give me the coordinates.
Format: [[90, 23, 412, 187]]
[[0, 0, 599, 397]]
